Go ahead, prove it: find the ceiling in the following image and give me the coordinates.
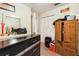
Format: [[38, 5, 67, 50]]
[[24, 3, 67, 14]]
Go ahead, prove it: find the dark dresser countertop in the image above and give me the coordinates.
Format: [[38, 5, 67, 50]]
[[0, 34, 40, 50]]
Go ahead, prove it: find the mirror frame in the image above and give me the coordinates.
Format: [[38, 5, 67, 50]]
[[0, 3, 15, 12]]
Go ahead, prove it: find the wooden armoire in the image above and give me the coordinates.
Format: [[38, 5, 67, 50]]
[[55, 20, 79, 56]]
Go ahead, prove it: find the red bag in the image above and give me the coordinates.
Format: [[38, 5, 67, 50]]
[[49, 43, 55, 52]]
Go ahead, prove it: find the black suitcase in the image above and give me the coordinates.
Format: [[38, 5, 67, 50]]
[[45, 37, 52, 48]]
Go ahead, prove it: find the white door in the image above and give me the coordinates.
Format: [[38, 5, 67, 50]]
[[40, 16, 55, 43]]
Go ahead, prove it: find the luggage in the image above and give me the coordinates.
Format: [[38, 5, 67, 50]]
[[45, 37, 52, 48]]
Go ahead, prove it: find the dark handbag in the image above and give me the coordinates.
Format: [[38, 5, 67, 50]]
[[11, 28, 27, 34]]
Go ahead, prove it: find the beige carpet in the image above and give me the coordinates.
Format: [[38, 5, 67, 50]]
[[40, 42, 60, 56]]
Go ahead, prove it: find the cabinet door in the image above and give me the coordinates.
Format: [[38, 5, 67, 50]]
[[63, 20, 77, 56], [64, 20, 77, 43], [55, 21, 62, 53], [69, 20, 76, 43], [64, 21, 71, 43], [55, 21, 61, 43], [69, 20, 77, 49]]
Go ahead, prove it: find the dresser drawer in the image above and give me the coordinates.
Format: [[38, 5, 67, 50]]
[[22, 43, 40, 56], [30, 36, 40, 45], [55, 45, 64, 55], [32, 49, 40, 56], [0, 39, 31, 56], [63, 42, 76, 50], [64, 47, 76, 56]]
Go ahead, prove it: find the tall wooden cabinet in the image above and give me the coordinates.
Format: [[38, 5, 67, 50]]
[[55, 20, 79, 56]]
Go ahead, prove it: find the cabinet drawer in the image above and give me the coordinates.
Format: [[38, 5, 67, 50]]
[[55, 45, 64, 55], [30, 36, 40, 45], [55, 48, 64, 55], [29, 35, 40, 44], [70, 43, 76, 49], [55, 42, 61, 52], [63, 42, 76, 49], [32, 49, 40, 56], [22, 43, 40, 56], [0, 48, 9, 56], [0, 39, 31, 56], [64, 47, 76, 56]]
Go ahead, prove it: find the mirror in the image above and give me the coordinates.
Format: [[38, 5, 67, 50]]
[[4, 16, 21, 29]]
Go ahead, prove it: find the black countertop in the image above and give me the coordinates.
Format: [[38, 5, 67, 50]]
[[0, 34, 39, 50]]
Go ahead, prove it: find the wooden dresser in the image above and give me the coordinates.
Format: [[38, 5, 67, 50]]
[[55, 20, 79, 56]]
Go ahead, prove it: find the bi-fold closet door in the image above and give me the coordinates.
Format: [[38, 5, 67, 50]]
[[55, 20, 77, 56]]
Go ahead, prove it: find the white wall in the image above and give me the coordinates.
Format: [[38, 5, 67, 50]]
[[0, 3, 31, 35], [40, 3, 79, 19], [40, 3, 79, 43]]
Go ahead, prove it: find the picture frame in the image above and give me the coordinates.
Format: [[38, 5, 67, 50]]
[[0, 3, 15, 12]]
